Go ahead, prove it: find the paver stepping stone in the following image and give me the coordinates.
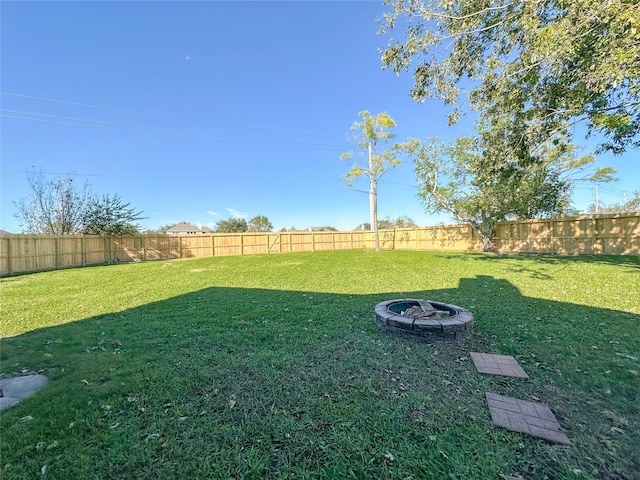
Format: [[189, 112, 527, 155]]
[[485, 392, 570, 445], [0, 374, 48, 410], [470, 352, 529, 378]]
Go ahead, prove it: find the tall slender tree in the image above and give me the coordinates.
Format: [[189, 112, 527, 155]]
[[341, 111, 402, 251]]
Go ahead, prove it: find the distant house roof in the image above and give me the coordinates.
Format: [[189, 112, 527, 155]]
[[0, 229, 17, 236], [166, 222, 213, 234]]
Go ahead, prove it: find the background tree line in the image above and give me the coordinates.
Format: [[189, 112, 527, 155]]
[[144, 216, 275, 234]]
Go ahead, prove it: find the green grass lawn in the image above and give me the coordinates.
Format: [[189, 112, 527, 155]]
[[1, 250, 639, 479]]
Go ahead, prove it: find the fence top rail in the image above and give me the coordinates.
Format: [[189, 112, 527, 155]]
[[1, 212, 637, 239], [495, 212, 640, 226]]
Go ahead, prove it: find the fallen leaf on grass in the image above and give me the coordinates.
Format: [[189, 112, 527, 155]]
[[19, 416, 34, 423], [144, 433, 160, 442], [46, 440, 59, 450], [616, 352, 638, 361], [384, 451, 395, 461], [229, 395, 237, 409]]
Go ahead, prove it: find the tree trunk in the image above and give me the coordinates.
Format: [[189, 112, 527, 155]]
[[469, 218, 495, 252], [369, 143, 380, 252], [481, 233, 494, 252]]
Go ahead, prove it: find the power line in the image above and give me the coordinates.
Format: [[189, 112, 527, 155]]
[[1, 110, 350, 151], [597, 184, 637, 195], [5, 169, 343, 184], [1, 91, 349, 142]]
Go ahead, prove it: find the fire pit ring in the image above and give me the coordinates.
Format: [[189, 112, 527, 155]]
[[374, 299, 473, 343]]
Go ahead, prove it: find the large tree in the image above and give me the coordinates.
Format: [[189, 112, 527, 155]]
[[14, 169, 145, 236], [82, 194, 145, 236], [341, 111, 402, 251], [247, 215, 273, 232], [215, 217, 248, 233], [14, 169, 93, 235], [409, 134, 615, 251], [379, 0, 640, 155]]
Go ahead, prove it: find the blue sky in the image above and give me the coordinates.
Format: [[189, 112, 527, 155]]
[[1, 1, 638, 233]]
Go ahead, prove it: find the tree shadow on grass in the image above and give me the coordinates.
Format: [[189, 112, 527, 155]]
[[1, 275, 638, 480], [443, 252, 640, 273]]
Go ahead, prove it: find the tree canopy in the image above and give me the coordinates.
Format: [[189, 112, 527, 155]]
[[380, 0, 640, 154], [215, 218, 248, 233], [14, 170, 145, 236], [409, 135, 614, 251], [247, 215, 273, 232], [14, 170, 93, 235], [82, 194, 145, 236]]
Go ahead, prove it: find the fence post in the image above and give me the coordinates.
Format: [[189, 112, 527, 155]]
[[7, 236, 13, 275], [55, 237, 60, 269], [142, 235, 147, 262]]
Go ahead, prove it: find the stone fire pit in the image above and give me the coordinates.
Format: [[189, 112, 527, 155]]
[[374, 299, 474, 343]]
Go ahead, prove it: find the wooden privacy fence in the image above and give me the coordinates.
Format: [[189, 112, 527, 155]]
[[1, 213, 638, 276]]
